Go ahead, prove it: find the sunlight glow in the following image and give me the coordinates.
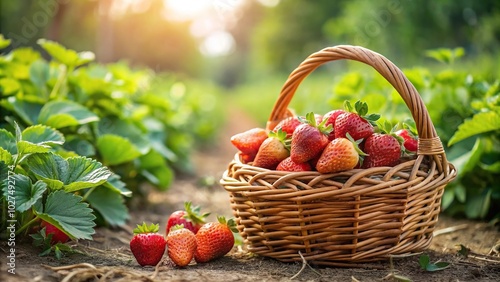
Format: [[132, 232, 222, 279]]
[[163, 0, 213, 21], [200, 31, 235, 57]]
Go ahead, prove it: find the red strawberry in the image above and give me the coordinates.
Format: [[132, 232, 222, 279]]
[[273, 116, 302, 138], [362, 133, 402, 168], [395, 129, 418, 152], [40, 220, 70, 245], [230, 128, 268, 157], [130, 223, 167, 267], [253, 130, 290, 169], [322, 109, 345, 140], [334, 101, 379, 141], [290, 112, 331, 163], [240, 153, 255, 163], [276, 156, 312, 172], [167, 225, 197, 267], [316, 136, 365, 173], [194, 216, 237, 263], [166, 202, 209, 235]]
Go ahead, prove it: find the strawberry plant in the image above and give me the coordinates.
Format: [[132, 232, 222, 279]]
[[0, 122, 129, 247]]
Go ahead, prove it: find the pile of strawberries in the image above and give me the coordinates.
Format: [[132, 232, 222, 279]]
[[129, 202, 237, 267], [231, 100, 418, 173]]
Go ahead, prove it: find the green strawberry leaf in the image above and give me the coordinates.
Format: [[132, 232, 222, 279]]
[[419, 254, 430, 270], [0, 147, 13, 165], [448, 111, 500, 146], [419, 254, 450, 272], [0, 34, 12, 50], [38, 100, 99, 129], [37, 39, 95, 67], [26, 153, 111, 191], [96, 118, 151, 155], [138, 150, 174, 190], [4, 97, 44, 125], [0, 128, 17, 155], [86, 186, 129, 226], [0, 77, 21, 96], [35, 190, 96, 240], [17, 125, 65, 156], [103, 173, 132, 197], [29, 60, 50, 90], [3, 174, 47, 212], [96, 134, 142, 166]]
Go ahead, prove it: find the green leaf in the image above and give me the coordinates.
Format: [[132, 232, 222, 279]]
[[29, 60, 50, 90], [17, 125, 65, 156], [426, 261, 450, 271], [26, 153, 111, 192], [86, 187, 129, 226], [96, 134, 142, 165], [0, 34, 12, 49], [37, 39, 95, 67], [419, 254, 430, 270], [0, 129, 17, 155], [4, 97, 44, 125], [139, 150, 174, 190], [38, 100, 99, 129], [103, 173, 132, 197], [465, 188, 492, 219], [4, 174, 47, 212], [449, 138, 483, 177], [35, 190, 96, 240], [97, 118, 151, 155], [22, 124, 65, 145], [0, 77, 21, 96], [448, 112, 500, 146]]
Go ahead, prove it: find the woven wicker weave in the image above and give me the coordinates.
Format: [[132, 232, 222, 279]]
[[220, 45, 457, 267]]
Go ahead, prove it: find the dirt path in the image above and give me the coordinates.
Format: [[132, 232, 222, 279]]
[[2, 107, 500, 282]]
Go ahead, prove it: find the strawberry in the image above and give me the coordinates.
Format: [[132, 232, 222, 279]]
[[130, 223, 167, 267], [253, 130, 290, 169], [166, 225, 197, 267], [276, 156, 312, 172], [40, 220, 70, 245], [395, 129, 418, 152], [273, 116, 302, 138], [290, 112, 331, 163], [362, 133, 402, 168], [166, 202, 209, 235], [194, 216, 237, 263], [316, 135, 366, 173], [322, 109, 345, 140], [230, 127, 268, 158], [334, 101, 379, 141]]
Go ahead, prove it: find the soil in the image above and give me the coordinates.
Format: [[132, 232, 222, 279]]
[[2, 108, 500, 282]]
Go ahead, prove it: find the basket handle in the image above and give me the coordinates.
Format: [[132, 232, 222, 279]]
[[266, 45, 450, 174]]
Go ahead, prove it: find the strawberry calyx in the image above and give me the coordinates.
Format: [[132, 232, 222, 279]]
[[183, 201, 210, 226], [299, 112, 333, 136], [133, 222, 160, 234], [345, 133, 368, 167], [269, 129, 291, 150], [217, 216, 238, 233], [170, 224, 186, 232], [344, 100, 380, 126]]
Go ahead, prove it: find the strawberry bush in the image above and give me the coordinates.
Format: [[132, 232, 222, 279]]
[[0, 35, 224, 249]]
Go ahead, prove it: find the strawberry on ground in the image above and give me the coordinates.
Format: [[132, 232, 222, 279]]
[[40, 220, 70, 245], [290, 112, 331, 163], [167, 225, 197, 267], [230, 127, 268, 159], [130, 223, 167, 267], [166, 202, 209, 235], [253, 129, 290, 169], [362, 133, 402, 168], [316, 134, 366, 173], [273, 116, 302, 138], [322, 109, 345, 140], [276, 156, 312, 172], [334, 100, 379, 141], [194, 216, 238, 263]]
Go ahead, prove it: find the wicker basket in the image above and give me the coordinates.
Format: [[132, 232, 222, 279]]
[[220, 45, 457, 267]]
